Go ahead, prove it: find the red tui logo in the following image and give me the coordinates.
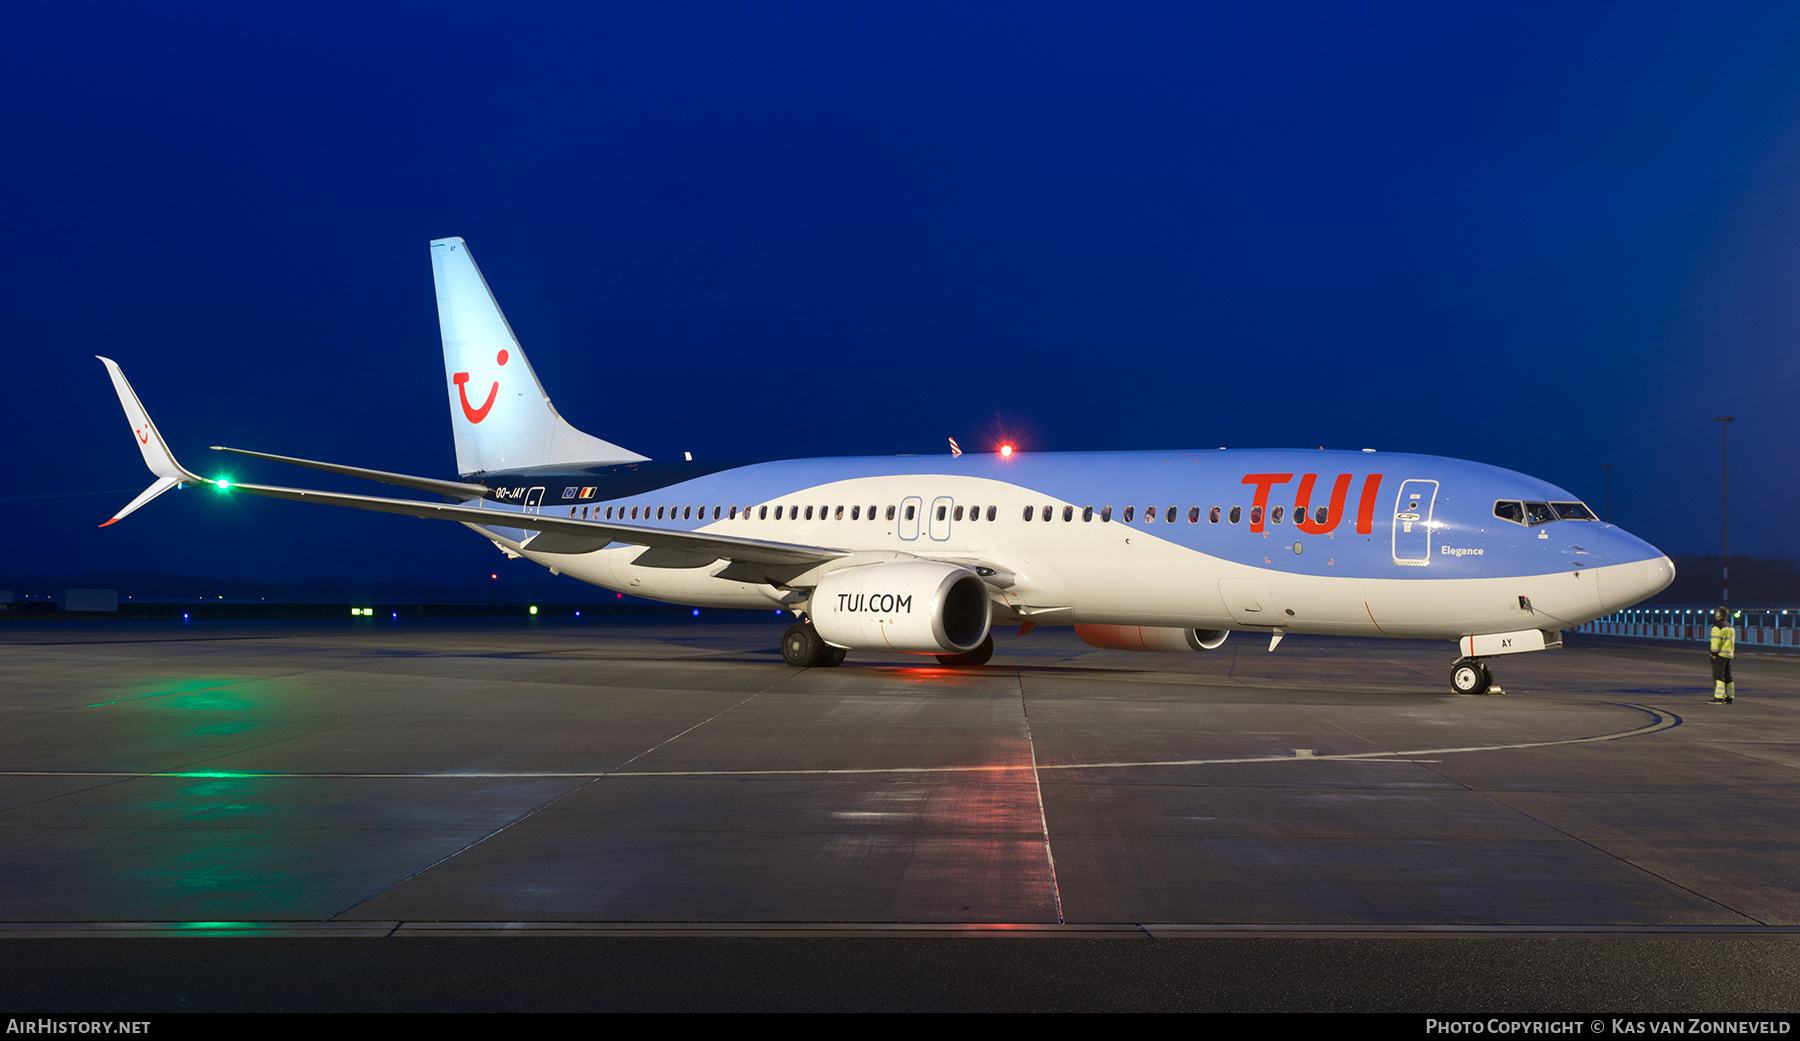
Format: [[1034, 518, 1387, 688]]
[[453, 350, 508, 424]]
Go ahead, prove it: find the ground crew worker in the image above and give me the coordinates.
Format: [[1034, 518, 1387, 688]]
[[1710, 606, 1735, 704]]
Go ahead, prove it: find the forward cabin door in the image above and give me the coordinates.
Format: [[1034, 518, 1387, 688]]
[[1391, 479, 1438, 565]]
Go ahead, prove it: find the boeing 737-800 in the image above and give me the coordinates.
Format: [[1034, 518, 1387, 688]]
[[100, 237, 1675, 692]]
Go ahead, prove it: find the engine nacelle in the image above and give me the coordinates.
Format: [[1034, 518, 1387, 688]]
[[1074, 624, 1230, 653], [812, 560, 991, 653]]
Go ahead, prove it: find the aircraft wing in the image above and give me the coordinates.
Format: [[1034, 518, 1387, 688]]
[[210, 446, 490, 500], [98, 357, 846, 570], [217, 479, 845, 568]]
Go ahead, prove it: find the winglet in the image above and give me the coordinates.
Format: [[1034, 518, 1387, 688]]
[[97, 356, 206, 526]]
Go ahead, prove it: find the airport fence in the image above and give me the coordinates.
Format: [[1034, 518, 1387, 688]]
[[1577, 606, 1800, 649]]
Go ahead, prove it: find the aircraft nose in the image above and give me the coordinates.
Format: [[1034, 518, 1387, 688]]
[[1596, 528, 1675, 612]]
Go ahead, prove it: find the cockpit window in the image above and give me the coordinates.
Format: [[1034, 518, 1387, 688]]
[[1523, 502, 1555, 526], [1493, 501, 1526, 525], [1551, 502, 1597, 521]]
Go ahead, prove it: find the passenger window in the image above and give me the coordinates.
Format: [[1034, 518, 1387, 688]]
[[1188, 506, 1200, 523], [1146, 506, 1156, 523], [1062, 505, 1073, 522], [569, 506, 577, 517], [954, 505, 964, 521], [1101, 505, 1112, 522], [887, 505, 896, 521], [906, 505, 916, 521], [966, 505, 977, 521], [1250, 506, 1262, 525], [936, 505, 946, 521], [681, 506, 690, 520], [869, 505, 877, 520], [851, 505, 860, 520], [835, 506, 844, 520], [1209, 506, 1220, 523], [1043, 505, 1054, 522], [1314, 506, 1327, 524], [774, 506, 783, 520], [1082, 506, 1094, 522], [1023, 506, 1034, 521], [729, 506, 738, 519], [1271, 505, 1283, 524], [759, 506, 768, 519], [1166, 506, 1177, 524], [986, 506, 996, 522], [1123, 506, 1135, 522], [657, 506, 666, 520], [1229, 506, 1241, 524], [1494, 501, 1525, 525]]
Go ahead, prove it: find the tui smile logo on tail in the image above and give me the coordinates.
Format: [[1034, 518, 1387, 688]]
[[452, 349, 508, 424]]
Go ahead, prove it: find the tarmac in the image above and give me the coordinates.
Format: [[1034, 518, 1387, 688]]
[[2, 615, 1797, 1011]]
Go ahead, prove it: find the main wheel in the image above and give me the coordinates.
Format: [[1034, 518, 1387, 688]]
[[817, 645, 847, 668], [1450, 659, 1489, 694], [935, 632, 994, 668], [782, 623, 824, 668]]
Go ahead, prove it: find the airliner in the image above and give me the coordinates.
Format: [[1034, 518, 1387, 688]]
[[100, 236, 1675, 692]]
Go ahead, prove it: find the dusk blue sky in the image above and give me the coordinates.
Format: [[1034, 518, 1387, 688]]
[[9, 3, 1800, 585]]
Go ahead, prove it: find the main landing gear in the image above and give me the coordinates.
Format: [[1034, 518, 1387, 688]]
[[1450, 658, 1495, 695], [782, 622, 845, 668], [780, 623, 995, 669]]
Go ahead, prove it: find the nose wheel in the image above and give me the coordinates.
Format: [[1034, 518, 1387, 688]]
[[1450, 658, 1493, 694]]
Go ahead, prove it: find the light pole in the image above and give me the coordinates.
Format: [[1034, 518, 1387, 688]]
[[1713, 415, 1734, 603], [1599, 463, 1613, 523]]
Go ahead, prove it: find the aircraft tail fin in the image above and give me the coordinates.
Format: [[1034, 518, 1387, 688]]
[[97, 356, 206, 526], [430, 237, 647, 477]]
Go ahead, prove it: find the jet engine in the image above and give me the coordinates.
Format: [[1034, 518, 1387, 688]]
[[811, 560, 992, 654], [1074, 624, 1230, 653]]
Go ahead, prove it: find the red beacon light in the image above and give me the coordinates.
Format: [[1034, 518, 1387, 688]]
[[999, 444, 1014, 458]]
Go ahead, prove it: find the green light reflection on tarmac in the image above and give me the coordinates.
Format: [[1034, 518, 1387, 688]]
[[171, 922, 267, 932], [84, 678, 241, 709]]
